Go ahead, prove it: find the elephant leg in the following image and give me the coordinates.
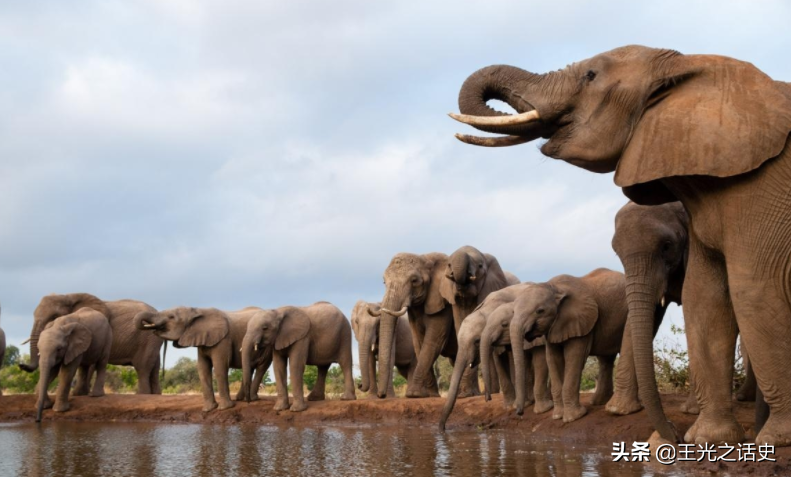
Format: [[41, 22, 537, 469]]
[[196, 351, 218, 412], [149, 355, 162, 395], [135, 361, 154, 395], [591, 355, 615, 406], [247, 356, 270, 402], [72, 365, 91, 396], [272, 353, 290, 411], [367, 354, 380, 399], [682, 243, 743, 445], [605, 320, 643, 415], [546, 343, 565, 420], [495, 350, 515, 408], [288, 351, 307, 412], [90, 359, 108, 397], [755, 386, 769, 436], [681, 389, 700, 415], [736, 352, 757, 402], [384, 344, 397, 398], [406, 319, 448, 399], [560, 338, 591, 423], [532, 347, 553, 414], [213, 358, 234, 411], [53, 362, 79, 413], [308, 365, 329, 401], [38, 365, 59, 409], [459, 365, 481, 398], [728, 272, 791, 446], [340, 335, 358, 401]]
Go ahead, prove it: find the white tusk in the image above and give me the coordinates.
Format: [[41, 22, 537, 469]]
[[254, 344, 258, 351], [21, 338, 31, 345], [454, 133, 533, 148], [660, 296, 666, 308], [380, 306, 408, 317], [469, 275, 477, 282], [371, 344, 376, 353], [143, 323, 157, 328], [449, 110, 540, 127]]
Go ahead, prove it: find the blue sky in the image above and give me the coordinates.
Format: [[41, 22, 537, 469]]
[[1, 0, 789, 368]]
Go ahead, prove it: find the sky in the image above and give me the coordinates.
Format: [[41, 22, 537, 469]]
[[1, 0, 789, 371]]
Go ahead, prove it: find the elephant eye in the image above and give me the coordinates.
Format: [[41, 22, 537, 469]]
[[662, 241, 672, 252], [585, 70, 597, 81], [501, 322, 508, 327], [536, 308, 545, 315]]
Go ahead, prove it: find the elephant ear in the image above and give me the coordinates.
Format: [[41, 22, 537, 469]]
[[178, 308, 229, 348], [477, 254, 508, 303], [546, 277, 599, 344], [63, 322, 92, 365], [275, 307, 311, 350], [424, 253, 451, 315], [616, 54, 791, 205]]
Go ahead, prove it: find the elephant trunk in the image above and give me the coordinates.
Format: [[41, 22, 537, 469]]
[[240, 334, 257, 402], [439, 348, 471, 431], [358, 327, 375, 393], [624, 254, 679, 442], [510, 319, 528, 415], [450, 251, 470, 285], [377, 288, 407, 398], [480, 327, 495, 401], [19, 330, 41, 372], [457, 65, 549, 138], [134, 311, 160, 331], [35, 364, 51, 422]]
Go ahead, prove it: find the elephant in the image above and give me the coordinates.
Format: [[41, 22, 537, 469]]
[[35, 308, 112, 422], [134, 306, 269, 411], [438, 283, 551, 431], [451, 46, 791, 445], [510, 268, 627, 423], [240, 302, 356, 412], [350, 300, 416, 398], [20, 293, 164, 395]]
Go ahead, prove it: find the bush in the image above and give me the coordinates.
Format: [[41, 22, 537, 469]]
[[580, 357, 599, 391], [0, 353, 56, 394], [161, 357, 201, 394]]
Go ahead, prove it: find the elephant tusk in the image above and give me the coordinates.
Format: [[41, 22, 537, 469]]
[[661, 296, 666, 308], [454, 133, 533, 148], [254, 344, 258, 351], [380, 306, 408, 317], [469, 275, 477, 282], [371, 343, 376, 353], [21, 338, 31, 345], [143, 323, 157, 328], [449, 110, 540, 127]]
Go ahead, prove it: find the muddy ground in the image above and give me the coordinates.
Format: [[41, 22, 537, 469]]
[[2, 392, 789, 475]]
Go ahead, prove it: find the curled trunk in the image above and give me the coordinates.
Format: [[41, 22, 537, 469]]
[[625, 258, 679, 442], [439, 349, 471, 431], [19, 331, 41, 372], [450, 252, 470, 284], [510, 321, 528, 415]]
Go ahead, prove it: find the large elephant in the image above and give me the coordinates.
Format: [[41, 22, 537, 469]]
[[134, 306, 269, 411], [240, 302, 356, 412], [20, 293, 164, 394], [35, 308, 112, 422], [511, 269, 627, 423], [452, 46, 791, 445], [350, 300, 416, 398]]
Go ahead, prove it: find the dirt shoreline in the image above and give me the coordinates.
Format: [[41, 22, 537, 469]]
[[2, 392, 790, 475]]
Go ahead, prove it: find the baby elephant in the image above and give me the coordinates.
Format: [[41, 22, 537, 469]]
[[511, 268, 628, 423], [35, 308, 112, 421], [351, 300, 416, 398], [241, 302, 356, 412]]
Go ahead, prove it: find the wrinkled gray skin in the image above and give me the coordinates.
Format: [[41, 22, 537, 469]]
[[350, 301, 415, 398], [439, 283, 551, 430], [135, 306, 268, 412], [512, 269, 628, 422], [21, 293, 163, 395], [241, 302, 356, 412], [35, 308, 112, 422]]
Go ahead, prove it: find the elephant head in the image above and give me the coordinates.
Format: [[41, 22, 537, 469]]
[[612, 201, 689, 440], [35, 317, 93, 422], [351, 300, 381, 393], [21, 293, 110, 373], [371, 252, 451, 398], [510, 278, 598, 414], [134, 307, 229, 349], [443, 246, 508, 306], [240, 307, 311, 401], [452, 46, 791, 205]]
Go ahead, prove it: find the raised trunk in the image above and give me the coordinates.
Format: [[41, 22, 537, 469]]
[[450, 252, 470, 284], [624, 257, 679, 442], [438, 349, 471, 431], [376, 289, 406, 398], [358, 327, 375, 393], [480, 328, 494, 401], [510, 320, 528, 415]]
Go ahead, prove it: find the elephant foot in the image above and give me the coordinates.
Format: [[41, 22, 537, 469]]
[[366, 392, 381, 400], [427, 388, 440, 398], [563, 404, 588, 423], [40, 397, 54, 410], [249, 394, 259, 402], [273, 400, 290, 411], [680, 395, 700, 415], [340, 392, 356, 401], [684, 414, 745, 445], [533, 399, 554, 414], [756, 412, 791, 447], [735, 391, 755, 402], [307, 391, 325, 401], [218, 400, 235, 411], [590, 390, 614, 406], [234, 391, 246, 401], [605, 393, 643, 415], [551, 404, 564, 420], [202, 401, 219, 412], [290, 401, 308, 412], [52, 401, 71, 413], [72, 389, 88, 397], [88, 390, 105, 398], [405, 386, 429, 398]]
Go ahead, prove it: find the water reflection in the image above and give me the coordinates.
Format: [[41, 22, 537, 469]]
[[0, 422, 684, 477]]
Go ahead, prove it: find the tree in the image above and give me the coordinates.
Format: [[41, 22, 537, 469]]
[[3, 345, 20, 367]]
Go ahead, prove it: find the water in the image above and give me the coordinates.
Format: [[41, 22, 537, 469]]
[[0, 422, 685, 477]]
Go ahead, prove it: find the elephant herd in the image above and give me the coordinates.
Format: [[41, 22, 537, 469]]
[[2, 45, 789, 450]]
